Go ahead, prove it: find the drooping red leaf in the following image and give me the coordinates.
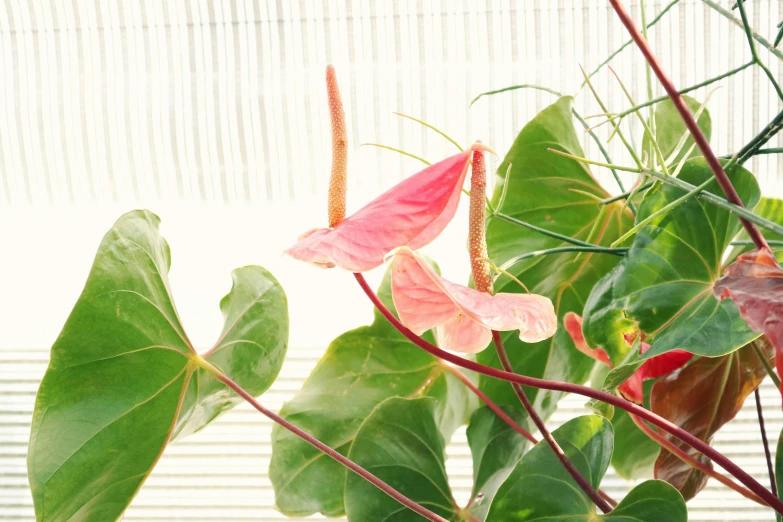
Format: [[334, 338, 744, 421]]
[[651, 338, 773, 500], [714, 248, 783, 394], [564, 313, 692, 404]]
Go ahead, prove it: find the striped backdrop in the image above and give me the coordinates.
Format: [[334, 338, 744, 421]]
[[2, 1, 783, 521]]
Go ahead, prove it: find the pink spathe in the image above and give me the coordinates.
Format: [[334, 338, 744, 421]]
[[389, 247, 557, 354], [286, 143, 491, 272]]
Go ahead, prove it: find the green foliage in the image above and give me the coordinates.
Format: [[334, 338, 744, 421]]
[[481, 96, 633, 418], [610, 408, 659, 480], [27, 210, 289, 522], [269, 268, 476, 518], [487, 415, 687, 521], [583, 159, 761, 378]]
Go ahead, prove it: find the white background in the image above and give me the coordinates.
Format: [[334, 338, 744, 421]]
[[2, 1, 783, 520]]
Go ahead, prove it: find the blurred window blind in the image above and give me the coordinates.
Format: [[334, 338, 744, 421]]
[[2, 1, 783, 521]]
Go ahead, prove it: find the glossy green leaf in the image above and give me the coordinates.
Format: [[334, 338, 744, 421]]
[[345, 397, 458, 521], [480, 96, 633, 418], [27, 210, 288, 522], [651, 339, 772, 500], [728, 197, 783, 262], [776, 426, 783, 522], [642, 95, 712, 164], [486, 415, 686, 521], [269, 269, 477, 518], [610, 408, 659, 480], [583, 159, 760, 375], [465, 406, 530, 521]]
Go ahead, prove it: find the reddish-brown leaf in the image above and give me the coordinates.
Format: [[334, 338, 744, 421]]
[[714, 248, 783, 395], [651, 338, 773, 500]]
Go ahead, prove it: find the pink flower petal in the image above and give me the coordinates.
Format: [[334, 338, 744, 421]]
[[389, 247, 557, 353], [286, 145, 490, 272], [564, 312, 612, 366]]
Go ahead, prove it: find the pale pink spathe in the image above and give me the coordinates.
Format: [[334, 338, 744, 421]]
[[286, 145, 490, 272], [389, 247, 557, 353]]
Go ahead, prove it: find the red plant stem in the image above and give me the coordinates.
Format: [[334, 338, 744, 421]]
[[491, 331, 613, 513], [206, 365, 448, 522], [445, 363, 618, 508], [353, 272, 783, 515], [629, 414, 766, 506], [755, 388, 778, 497], [444, 364, 537, 444], [608, 0, 770, 252]]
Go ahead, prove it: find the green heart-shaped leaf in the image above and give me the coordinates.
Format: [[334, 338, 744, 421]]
[[27, 210, 288, 522], [269, 268, 477, 518], [466, 406, 530, 521], [583, 158, 760, 372], [481, 96, 633, 417], [345, 397, 457, 521], [486, 415, 687, 521], [642, 95, 712, 165]]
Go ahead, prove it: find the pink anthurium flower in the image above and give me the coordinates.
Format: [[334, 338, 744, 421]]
[[286, 144, 488, 272], [564, 312, 693, 404], [388, 246, 558, 353], [285, 65, 493, 272]]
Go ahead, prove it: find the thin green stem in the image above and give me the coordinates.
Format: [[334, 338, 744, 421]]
[[642, 167, 783, 237], [753, 342, 782, 389], [755, 148, 783, 155], [493, 212, 626, 254], [362, 143, 430, 165], [600, 181, 655, 205], [611, 177, 716, 247], [701, 0, 783, 62], [393, 112, 463, 151], [640, 0, 657, 173], [732, 240, 783, 247], [736, 0, 783, 101], [734, 109, 783, 165], [608, 66, 669, 173], [547, 148, 640, 173], [499, 246, 628, 273], [195, 357, 447, 522], [470, 83, 563, 106], [580, 65, 643, 169], [591, 62, 753, 126], [582, 0, 682, 85]]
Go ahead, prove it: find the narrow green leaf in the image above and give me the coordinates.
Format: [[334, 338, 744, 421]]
[[27, 210, 288, 522], [269, 267, 477, 518], [481, 96, 633, 418]]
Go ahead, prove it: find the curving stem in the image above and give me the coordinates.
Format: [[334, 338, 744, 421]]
[[195, 357, 449, 522], [353, 272, 783, 515]]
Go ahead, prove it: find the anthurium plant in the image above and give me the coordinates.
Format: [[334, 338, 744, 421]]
[[25, 1, 783, 521]]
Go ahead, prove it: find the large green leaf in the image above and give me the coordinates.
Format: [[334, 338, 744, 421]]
[[344, 399, 530, 522], [480, 96, 633, 417], [486, 415, 687, 521], [27, 210, 288, 522], [610, 408, 659, 480], [465, 406, 530, 521], [345, 397, 457, 521], [583, 159, 760, 375], [728, 197, 783, 263], [269, 269, 477, 517], [642, 95, 712, 165]]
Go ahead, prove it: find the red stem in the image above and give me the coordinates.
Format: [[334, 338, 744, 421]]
[[608, 0, 769, 252], [491, 331, 613, 513], [353, 272, 783, 515], [444, 364, 537, 444], [629, 414, 766, 506], [208, 367, 448, 522]]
